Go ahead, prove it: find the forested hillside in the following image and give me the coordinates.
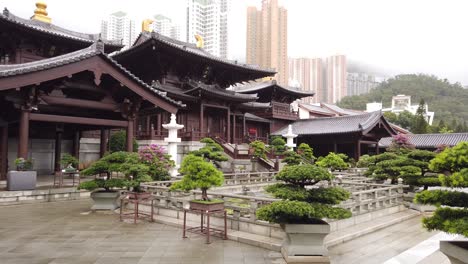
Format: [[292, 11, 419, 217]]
[[337, 74, 468, 125]]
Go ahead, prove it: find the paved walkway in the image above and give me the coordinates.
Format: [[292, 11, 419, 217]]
[[0, 200, 286, 264], [329, 215, 439, 264]]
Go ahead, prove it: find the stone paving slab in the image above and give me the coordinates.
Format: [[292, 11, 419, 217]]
[[0, 200, 286, 264]]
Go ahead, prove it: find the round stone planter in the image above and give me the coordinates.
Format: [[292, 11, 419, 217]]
[[282, 220, 331, 257], [90, 191, 121, 210]]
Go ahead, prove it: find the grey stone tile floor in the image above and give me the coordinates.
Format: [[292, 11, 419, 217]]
[[0, 199, 286, 264]]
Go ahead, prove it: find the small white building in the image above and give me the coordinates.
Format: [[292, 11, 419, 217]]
[[366, 94, 435, 125]]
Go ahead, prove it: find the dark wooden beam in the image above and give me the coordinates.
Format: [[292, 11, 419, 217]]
[[54, 129, 62, 172], [29, 113, 128, 127], [0, 126, 8, 180], [40, 95, 120, 111], [127, 119, 134, 152]]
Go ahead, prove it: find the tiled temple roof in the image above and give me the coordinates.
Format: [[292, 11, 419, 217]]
[[235, 80, 315, 97], [114, 32, 275, 76], [244, 113, 271, 123], [184, 80, 258, 102], [0, 42, 184, 108], [379, 133, 468, 148], [0, 8, 123, 52], [272, 111, 395, 136], [298, 103, 336, 116], [320, 102, 362, 116]]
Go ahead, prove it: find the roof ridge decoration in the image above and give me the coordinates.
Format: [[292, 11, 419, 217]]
[[0, 7, 123, 49], [31, 1, 51, 23]]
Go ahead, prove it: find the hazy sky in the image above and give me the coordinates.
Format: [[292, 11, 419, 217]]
[[3, 0, 468, 85]]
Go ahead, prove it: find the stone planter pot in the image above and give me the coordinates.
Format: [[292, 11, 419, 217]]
[[127, 191, 151, 200], [189, 200, 225, 212], [282, 220, 331, 257], [440, 241, 468, 264], [7, 171, 37, 191], [90, 191, 121, 210]]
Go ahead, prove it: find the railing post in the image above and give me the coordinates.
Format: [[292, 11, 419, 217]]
[[249, 199, 258, 222]]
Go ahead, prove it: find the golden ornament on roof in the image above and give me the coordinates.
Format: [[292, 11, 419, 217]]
[[31, 1, 51, 23], [194, 34, 204, 49], [142, 19, 154, 32]]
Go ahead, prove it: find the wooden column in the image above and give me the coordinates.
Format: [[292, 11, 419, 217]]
[[232, 114, 236, 144], [200, 105, 205, 136], [54, 128, 63, 172], [127, 119, 134, 152], [145, 116, 151, 135], [1, 125, 8, 180], [72, 131, 80, 160], [333, 142, 338, 153], [17, 109, 30, 159], [355, 141, 361, 161], [227, 109, 230, 143], [156, 113, 162, 136], [242, 114, 246, 138], [99, 128, 108, 157], [376, 144, 380, 154]]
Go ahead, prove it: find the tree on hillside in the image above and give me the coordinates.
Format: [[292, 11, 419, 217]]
[[337, 74, 468, 127], [411, 99, 429, 134]]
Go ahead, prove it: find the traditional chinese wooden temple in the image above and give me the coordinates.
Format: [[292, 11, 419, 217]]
[[0, 3, 316, 178], [272, 111, 397, 160]]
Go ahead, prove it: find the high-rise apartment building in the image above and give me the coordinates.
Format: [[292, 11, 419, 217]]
[[186, 0, 229, 58], [246, 0, 288, 85], [288, 58, 323, 104], [101, 11, 136, 49], [152, 14, 181, 40], [347, 72, 380, 96], [325, 55, 347, 103]]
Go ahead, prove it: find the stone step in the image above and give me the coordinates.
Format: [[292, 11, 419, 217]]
[[152, 207, 420, 252]]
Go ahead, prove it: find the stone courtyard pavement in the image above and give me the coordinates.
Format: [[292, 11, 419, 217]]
[[0, 200, 286, 264]]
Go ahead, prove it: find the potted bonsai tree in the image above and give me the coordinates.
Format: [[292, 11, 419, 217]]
[[170, 154, 224, 211], [60, 153, 79, 172], [256, 164, 351, 261], [414, 142, 468, 263], [7, 157, 36, 191], [79, 151, 130, 210]]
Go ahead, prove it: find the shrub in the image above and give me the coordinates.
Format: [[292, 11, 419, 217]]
[[270, 136, 286, 155], [78, 178, 126, 191], [139, 144, 173, 180], [276, 164, 333, 187], [316, 152, 348, 171], [109, 130, 139, 153], [249, 140, 268, 159], [170, 154, 224, 200], [356, 154, 371, 168], [282, 151, 303, 166], [14, 158, 33, 171]]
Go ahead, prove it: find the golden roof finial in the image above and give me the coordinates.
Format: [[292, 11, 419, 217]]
[[194, 34, 204, 49], [31, 1, 51, 23], [142, 19, 154, 32]]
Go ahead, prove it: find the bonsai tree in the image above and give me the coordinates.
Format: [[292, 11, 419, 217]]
[[297, 143, 315, 163], [257, 164, 351, 224], [190, 138, 228, 163], [249, 140, 268, 159], [109, 130, 139, 153], [170, 154, 224, 201], [60, 153, 79, 170], [386, 133, 415, 154], [138, 144, 174, 181], [270, 136, 286, 155], [283, 151, 303, 166], [405, 149, 439, 189], [356, 154, 371, 168], [316, 152, 349, 171], [414, 142, 468, 236]]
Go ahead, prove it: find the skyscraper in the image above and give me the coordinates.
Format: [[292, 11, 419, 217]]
[[325, 55, 347, 103], [101, 11, 136, 49], [152, 14, 181, 40], [288, 58, 323, 104], [246, 0, 288, 85], [186, 0, 229, 58]]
